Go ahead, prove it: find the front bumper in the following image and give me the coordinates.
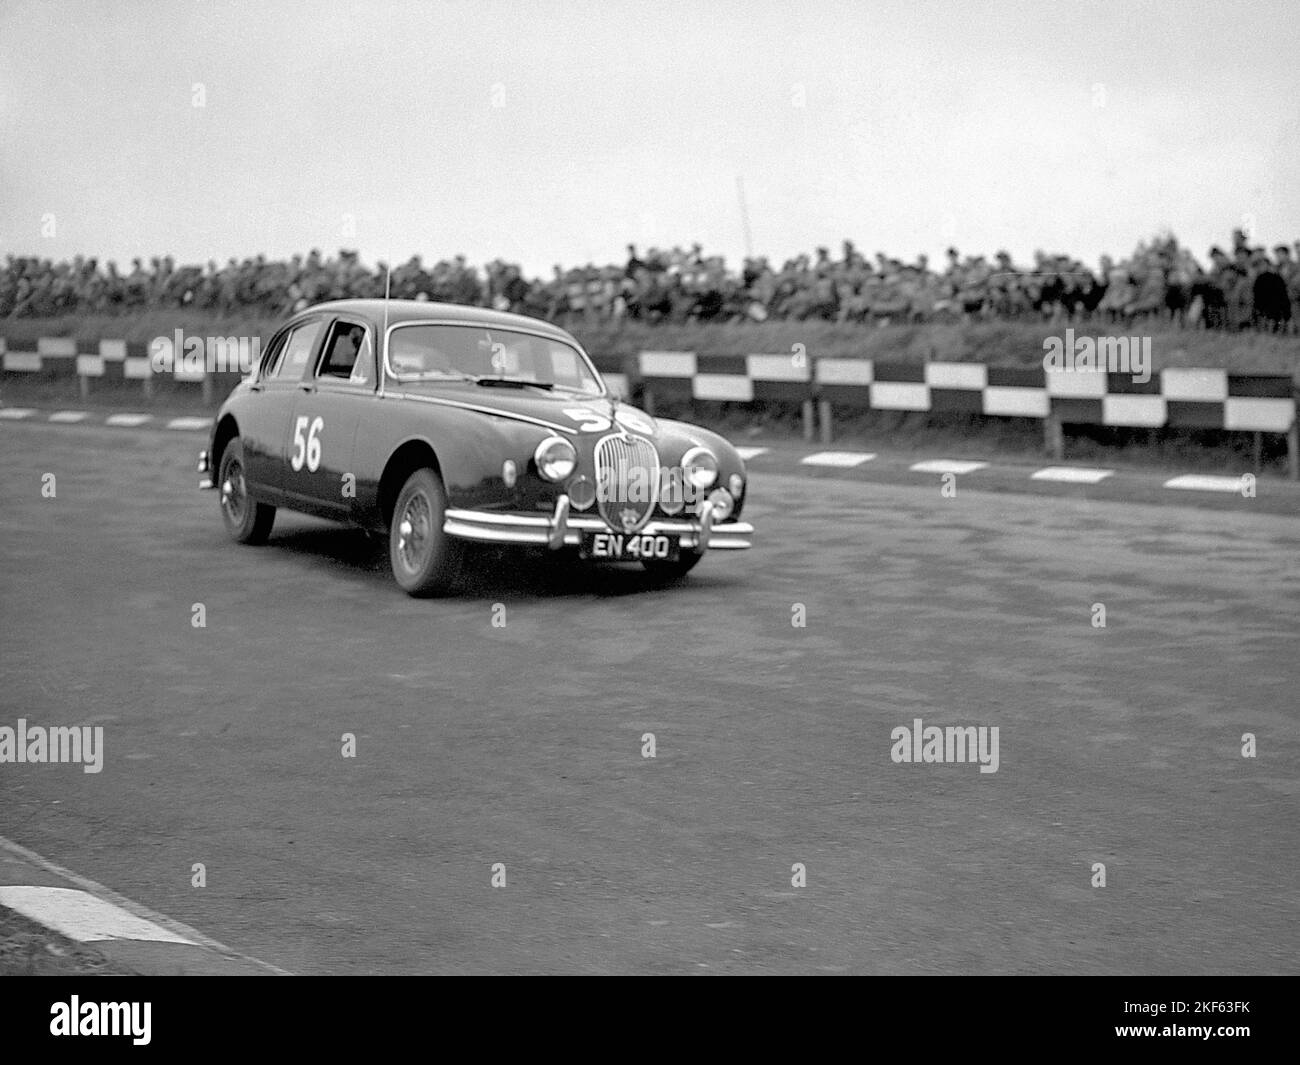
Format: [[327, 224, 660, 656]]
[[444, 496, 753, 551]]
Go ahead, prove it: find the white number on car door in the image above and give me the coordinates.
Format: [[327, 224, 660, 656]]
[[290, 415, 324, 472]]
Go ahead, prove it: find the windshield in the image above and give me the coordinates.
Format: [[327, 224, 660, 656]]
[[385, 323, 603, 394]]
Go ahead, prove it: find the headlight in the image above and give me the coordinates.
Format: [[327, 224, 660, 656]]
[[534, 437, 577, 482], [680, 446, 719, 489]]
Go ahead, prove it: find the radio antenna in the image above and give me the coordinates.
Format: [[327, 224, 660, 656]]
[[736, 175, 754, 260], [382, 258, 392, 338]]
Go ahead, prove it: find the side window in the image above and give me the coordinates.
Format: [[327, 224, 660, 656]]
[[268, 319, 325, 380], [349, 333, 375, 386], [259, 329, 290, 379], [317, 321, 374, 387]]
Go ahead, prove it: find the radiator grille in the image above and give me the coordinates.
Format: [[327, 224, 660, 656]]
[[594, 433, 660, 534]]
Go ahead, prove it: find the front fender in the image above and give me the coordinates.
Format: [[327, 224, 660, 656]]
[[363, 400, 565, 517]]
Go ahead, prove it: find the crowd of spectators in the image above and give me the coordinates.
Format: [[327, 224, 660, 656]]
[[4, 230, 1298, 333]]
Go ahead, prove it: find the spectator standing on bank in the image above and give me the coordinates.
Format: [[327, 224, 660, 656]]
[[1252, 250, 1291, 332]]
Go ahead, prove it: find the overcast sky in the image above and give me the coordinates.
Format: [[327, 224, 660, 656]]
[[2, 0, 1297, 275]]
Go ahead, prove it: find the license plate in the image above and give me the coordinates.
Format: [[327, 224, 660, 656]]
[[582, 531, 679, 562]]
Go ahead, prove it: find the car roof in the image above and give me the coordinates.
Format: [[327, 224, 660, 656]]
[[295, 299, 578, 342]]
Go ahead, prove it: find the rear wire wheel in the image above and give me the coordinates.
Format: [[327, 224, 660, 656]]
[[218, 439, 276, 545]]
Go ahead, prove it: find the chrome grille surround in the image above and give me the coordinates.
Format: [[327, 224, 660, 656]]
[[593, 432, 660, 534]]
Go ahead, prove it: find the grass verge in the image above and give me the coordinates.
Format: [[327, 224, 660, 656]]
[[0, 905, 135, 976]]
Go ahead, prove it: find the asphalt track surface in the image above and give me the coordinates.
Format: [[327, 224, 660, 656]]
[[1, 420, 1297, 974]]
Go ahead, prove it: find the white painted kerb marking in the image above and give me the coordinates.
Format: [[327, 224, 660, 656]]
[[1164, 474, 1249, 493], [1030, 466, 1114, 484], [0, 885, 195, 944], [1029, 465, 1112, 483], [800, 451, 876, 468], [910, 460, 989, 475]]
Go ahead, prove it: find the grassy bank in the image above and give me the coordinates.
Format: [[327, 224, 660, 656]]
[[4, 312, 1299, 376], [574, 319, 1300, 377], [2, 312, 1295, 478]]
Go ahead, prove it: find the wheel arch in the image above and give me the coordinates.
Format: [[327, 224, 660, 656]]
[[377, 438, 443, 530], [212, 414, 240, 472]]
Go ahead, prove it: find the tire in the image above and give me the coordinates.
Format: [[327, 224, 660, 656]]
[[389, 467, 463, 596], [538, 545, 583, 569], [218, 438, 276, 545], [641, 549, 703, 582]]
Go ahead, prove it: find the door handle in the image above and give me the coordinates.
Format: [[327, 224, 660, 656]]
[[298, 383, 315, 393]]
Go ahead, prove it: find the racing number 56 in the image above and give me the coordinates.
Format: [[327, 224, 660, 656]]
[[291, 415, 323, 472]]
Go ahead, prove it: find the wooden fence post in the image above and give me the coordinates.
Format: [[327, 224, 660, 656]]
[[1044, 410, 1064, 460]]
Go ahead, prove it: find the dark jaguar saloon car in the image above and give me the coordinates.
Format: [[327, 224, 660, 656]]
[[199, 299, 754, 595]]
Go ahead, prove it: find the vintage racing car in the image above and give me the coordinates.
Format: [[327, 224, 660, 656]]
[[199, 299, 754, 595]]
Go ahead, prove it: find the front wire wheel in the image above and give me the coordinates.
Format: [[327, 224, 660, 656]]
[[641, 549, 703, 582], [389, 468, 463, 596]]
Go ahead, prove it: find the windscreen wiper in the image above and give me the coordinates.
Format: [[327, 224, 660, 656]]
[[474, 377, 555, 390]]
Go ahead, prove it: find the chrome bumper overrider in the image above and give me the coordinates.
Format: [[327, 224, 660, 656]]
[[444, 495, 753, 551]]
